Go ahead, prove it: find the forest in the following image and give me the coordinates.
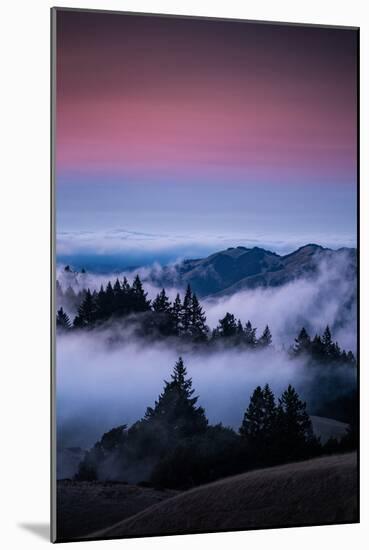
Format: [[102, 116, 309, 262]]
[[75, 356, 356, 489], [56, 273, 356, 366]]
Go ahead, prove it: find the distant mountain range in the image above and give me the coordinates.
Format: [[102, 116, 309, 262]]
[[153, 244, 357, 297]]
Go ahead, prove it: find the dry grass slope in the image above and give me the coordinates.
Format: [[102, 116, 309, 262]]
[[96, 453, 357, 539]]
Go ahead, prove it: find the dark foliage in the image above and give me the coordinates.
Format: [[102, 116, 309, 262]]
[[56, 273, 356, 368], [74, 358, 352, 490]]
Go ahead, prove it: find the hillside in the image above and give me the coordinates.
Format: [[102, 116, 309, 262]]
[[56, 480, 178, 541], [94, 453, 357, 539], [154, 244, 356, 297]]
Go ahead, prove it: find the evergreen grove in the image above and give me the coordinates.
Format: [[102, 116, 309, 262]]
[[75, 357, 357, 489], [56, 275, 356, 364]]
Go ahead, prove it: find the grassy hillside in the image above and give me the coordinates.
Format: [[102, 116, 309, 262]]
[[56, 480, 178, 541], [95, 453, 357, 539]]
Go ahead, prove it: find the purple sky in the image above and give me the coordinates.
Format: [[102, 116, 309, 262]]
[[55, 10, 358, 265]]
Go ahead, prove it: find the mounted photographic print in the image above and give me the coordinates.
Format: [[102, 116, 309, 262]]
[[51, 7, 359, 542]]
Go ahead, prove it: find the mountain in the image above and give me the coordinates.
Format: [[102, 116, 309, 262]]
[[154, 244, 356, 297]]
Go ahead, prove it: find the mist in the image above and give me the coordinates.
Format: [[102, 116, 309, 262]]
[[56, 249, 357, 456], [57, 331, 307, 450]]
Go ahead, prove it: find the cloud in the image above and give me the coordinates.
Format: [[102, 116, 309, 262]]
[[56, 228, 357, 267]]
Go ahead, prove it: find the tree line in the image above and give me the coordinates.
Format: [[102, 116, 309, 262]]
[[56, 275, 356, 365], [75, 357, 356, 489]]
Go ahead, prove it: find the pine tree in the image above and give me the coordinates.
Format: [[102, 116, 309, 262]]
[[171, 293, 183, 335], [244, 320, 257, 347], [73, 289, 96, 327], [152, 289, 171, 313], [189, 294, 208, 341], [56, 307, 71, 330], [131, 274, 151, 312], [217, 312, 237, 338], [181, 285, 193, 334], [311, 334, 324, 360], [258, 325, 272, 348], [277, 385, 315, 459], [144, 357, 208, 438], [322, 325, 333, 356], [293, 327, 311, 355], [239, 384, 277, 441], [104, 281, 115, 317]]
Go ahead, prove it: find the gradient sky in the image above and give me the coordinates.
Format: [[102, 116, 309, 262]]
[[56, 10, 358, 267]]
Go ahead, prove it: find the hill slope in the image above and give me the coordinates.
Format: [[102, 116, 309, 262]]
[[95, 453, 357, 539], [154, 244, 356, 297]]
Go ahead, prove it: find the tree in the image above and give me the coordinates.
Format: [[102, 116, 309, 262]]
[[171, 293, 183, 335], [131, 274, 151, 312], [277, 385, 315, 460], [258, 325, 272, 348], [293, 327, 311, 355], [311, 334, 324, 360], [217, 312, 237, 338], [181, 285, 193, 334], [144, 357, 208, 438], [244, 320, 257, 347], [239, 384, 277, 443], [152, 289, 171, 313], [73, 289, 96, 327], [56, 307, 71, 330], [189, 294, 208, 341]]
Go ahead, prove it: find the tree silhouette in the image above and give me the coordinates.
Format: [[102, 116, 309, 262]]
[[171, 293, 183, 335], [244, 320, 257, 347], [56, 307, 71, 330], [189, 294, 208, 341], [144, 357, 208, 438], [73, 289, 96, 327], [258, 325, 272, 347], [152, 289, 171, 313], [181, 285, 193, 334], [277, 385, 315, 459], [293, 327, 311, 355], [240, 384, 277, 442], [217, 312, 238, 338], [131, 274, 151, 312]]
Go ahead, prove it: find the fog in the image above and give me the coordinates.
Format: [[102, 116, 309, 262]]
[[57, 251, 356, 351], [57, 331, 311, 450], [56, 251, 356, 454]]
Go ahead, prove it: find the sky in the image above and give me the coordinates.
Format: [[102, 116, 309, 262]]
[[56, 10, 358, 268]]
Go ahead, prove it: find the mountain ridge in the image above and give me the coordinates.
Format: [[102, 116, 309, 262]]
[[153, 243, 356, 297]]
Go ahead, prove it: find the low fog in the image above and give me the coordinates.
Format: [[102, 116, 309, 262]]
[[57, 252, 356, 351], [56, 251, 356, 453], [57, 332, 310, 450]]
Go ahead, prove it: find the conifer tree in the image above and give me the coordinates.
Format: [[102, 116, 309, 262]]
[[171, 293, 183, 335], [293, 327, 311, 355], [181, 285, 193, 334], [217, 312, 237, 338], [73, 289, 96, 327], [322, 325, 333, 354], [277, 385, 315, 458], [239, 384, 277, 442], [152, 289, 171, 313], [101, 281, 114, 316], [144, 357, 208, 438], [56, 307, 71, 330], [189, 294, 208, 341], [244, 320, 257, 347], [258, 325, 272, 347], [131, 274, 151, 312]]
